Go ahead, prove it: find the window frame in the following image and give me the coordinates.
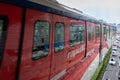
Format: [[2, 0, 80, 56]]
[[0, 15, 8, 67], [87, 25, 91, 41], [70, 23, 85, 46], [32, 20, 50, 60], [95, 26, 100, 38], [109, 26, 110, 38], [91, 26, 94, 40], [103, 25, 106, 35], [54, 22, 65, 53]]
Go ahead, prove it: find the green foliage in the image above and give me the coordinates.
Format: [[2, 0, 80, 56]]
[[91, 47, 112, 80], [90, 62, 103, 80]]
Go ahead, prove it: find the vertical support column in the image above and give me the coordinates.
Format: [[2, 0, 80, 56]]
[[99, 21, 103, 64]]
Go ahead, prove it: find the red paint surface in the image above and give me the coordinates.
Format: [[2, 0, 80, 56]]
[[19, 9, 52, 80], [50, 14, 68, 78], [0, 3, 22, 80], [86, 22, 96, 54], [59, 50, 99, 80], [0, 2, 110, 80], [67, 19, 86, 69]]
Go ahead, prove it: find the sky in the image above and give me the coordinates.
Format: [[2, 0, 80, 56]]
[[57, 0, 120, 24]]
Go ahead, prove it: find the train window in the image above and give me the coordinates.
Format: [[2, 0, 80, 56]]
[[54, 22, 64, 52], [87, 26, 91, 41], [70, 24, 84, 46], [79, 25, 85, 43], [96, 26, 100, 38], [32, 21, 50, 60], [109, 27, 110, 38], [91, 26, 94, 39], [103, 27, 106, 35], [103, 25, 106, 35], [106, 28, 109, 34], [0, 16, 8, 67], [0, 20, 3, 41]]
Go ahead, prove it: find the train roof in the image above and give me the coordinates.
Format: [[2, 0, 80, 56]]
[[30, 0, 98, 22], [1, 0, 101, 23]]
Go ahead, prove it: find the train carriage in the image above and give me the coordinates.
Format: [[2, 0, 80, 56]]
[[0, 0, 112, 80]]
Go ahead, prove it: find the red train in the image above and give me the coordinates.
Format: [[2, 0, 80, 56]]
[[0, 0, 111, 80]]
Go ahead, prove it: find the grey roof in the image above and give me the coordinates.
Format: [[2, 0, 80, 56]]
[[29, 0, 99, 23]]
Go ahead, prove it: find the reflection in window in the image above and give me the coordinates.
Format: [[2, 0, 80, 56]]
[[54, 23, 64, 52], [91, 26, 94, 39], [103, 25, 107, 35], [103, 27, 106, 35], [0, 20, 3, 66], [70, 24, 84, 46], [0, 20, 3, 41], [32, 21, 49, 60], [96, 26, 100, 38], [0, 16, 8, 67], [109, 27, 110, 38], [87, 26, 91, 41]]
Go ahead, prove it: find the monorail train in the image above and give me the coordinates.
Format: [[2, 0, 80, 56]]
[[0, 0, 112, 80]]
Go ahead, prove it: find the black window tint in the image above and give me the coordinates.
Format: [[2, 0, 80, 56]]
[[103, 27, 106, 34], [0, 16, 8, 67], [91, 26, 94, 39], [54, 23, 64, 52], [32, 21, 49, 60], [103, 25, 106, 35], [96, 26, 100, 38], [0, 20, 3, 41], [79, 25, 85, 43], [70, 24, 85, 46], [87, 26, 91, 41], [109, 26, 110, 38]]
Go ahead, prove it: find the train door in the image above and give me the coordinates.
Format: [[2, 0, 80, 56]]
[[67, 19, 86, 68], [86, 22, 95, 56], [103, 25, 106, 41], [102, 25, 108, 48], [94, 24, 100, 53], [50, 15, 68, 79], [19, 9, 52, 80], [0, 3, 22, 80]]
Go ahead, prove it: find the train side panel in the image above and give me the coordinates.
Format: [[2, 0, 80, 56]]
[[58, 19, 88, 80], [0, 3, 22, 80], [50, 14, 68, 79], [86, 22, 96, 56], [0, 1, 113, 80], [102, 24, 108, 48], [94, 24, 100, 53], [19, 9, 52, 80], [67, 19, 86, 69]]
